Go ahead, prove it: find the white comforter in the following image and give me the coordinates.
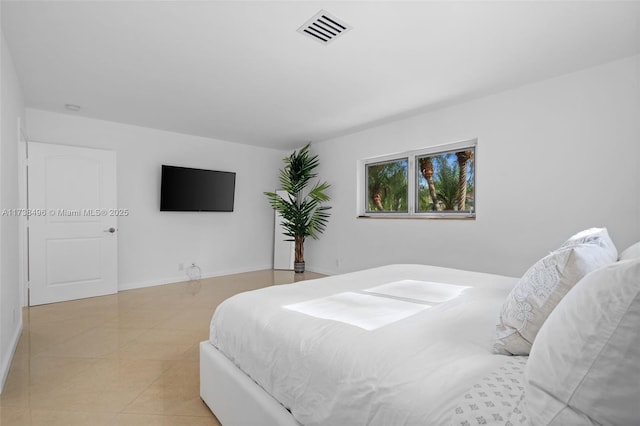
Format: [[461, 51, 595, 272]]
[[210, 264, 518, 426]]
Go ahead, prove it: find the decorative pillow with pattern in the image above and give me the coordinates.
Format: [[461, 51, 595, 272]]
[[494, 242, 615, 355], [559, 227, 618, 262]]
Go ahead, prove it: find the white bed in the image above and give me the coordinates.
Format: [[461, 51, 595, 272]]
[[200, 264, 525, 425]]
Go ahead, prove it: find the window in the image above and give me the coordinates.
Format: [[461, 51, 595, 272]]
[[360, 140, 476, 219], [366, 158, 408, 213]]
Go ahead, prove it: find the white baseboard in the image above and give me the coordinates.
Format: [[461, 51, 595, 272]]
[[0, 318, 23, 394], [118, 264, 273, 291], [305, 265, 337, 276]]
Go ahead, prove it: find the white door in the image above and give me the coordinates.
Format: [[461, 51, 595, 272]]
[[28, 142, 117, 306]]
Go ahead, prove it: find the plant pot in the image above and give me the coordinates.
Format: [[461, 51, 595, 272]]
[[294, 261, 305, 273]]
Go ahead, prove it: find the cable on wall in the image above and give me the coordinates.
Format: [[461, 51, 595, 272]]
[[186, 262, 202, 295]]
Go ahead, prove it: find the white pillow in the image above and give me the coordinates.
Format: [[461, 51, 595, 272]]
[[619, 241, 640, 261], [494, 243, 614, 355], [560, 227, 618, 262], [525, 259, 640, 425], [449, 357, 528, 425]]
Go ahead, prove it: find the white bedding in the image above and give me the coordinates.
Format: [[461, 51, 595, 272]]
[[209, 264, 518, 426], [284, 290, 432, 331]]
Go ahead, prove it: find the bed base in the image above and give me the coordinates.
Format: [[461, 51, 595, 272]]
[[200, 341, 301, 426]]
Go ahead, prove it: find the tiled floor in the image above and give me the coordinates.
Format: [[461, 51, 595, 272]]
[[0, 269, 324, 426]]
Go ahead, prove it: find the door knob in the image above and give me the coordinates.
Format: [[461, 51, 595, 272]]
[[104, 227, 116, 233]]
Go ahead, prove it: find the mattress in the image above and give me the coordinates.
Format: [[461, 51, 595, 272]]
[[209, 264, 519, 426]]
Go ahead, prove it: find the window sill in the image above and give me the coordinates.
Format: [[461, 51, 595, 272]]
[[357, 214, 475, 220]]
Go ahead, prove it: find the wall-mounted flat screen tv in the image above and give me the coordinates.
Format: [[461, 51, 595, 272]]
[[160, 165, 236, 212]]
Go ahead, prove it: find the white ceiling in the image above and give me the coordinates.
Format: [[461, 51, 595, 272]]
[[2, 1, 640, 150]]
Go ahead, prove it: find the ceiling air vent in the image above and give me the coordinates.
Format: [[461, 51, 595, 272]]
[[297, 10, 352, 45]]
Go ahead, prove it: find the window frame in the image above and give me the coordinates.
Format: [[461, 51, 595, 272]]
[[358, 139, 477, 219], [364, 156, 410, 215]]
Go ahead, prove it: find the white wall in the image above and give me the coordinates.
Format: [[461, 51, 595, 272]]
[[307, 55, 640, 278], [0, 30, 25, 391], [26, 109, 285, 290]]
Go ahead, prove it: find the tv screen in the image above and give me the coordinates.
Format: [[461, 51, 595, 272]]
[[160, 165, 236, 212]]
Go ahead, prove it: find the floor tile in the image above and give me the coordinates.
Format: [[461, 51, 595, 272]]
[[153, 308, 215, 331], [122, 361, 210, 417], [22, 316, 108, 356], [0, 269, 323, 426], [37, 327, 147, 358], [102, 309, 176, 329], [0, 406, 32, 425], [27, 358, 172, 413], [28, 409, 115, 426], [111, 413, 220, 426]]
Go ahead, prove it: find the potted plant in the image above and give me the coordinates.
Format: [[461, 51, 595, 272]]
[[265, 144, 331, 273]]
